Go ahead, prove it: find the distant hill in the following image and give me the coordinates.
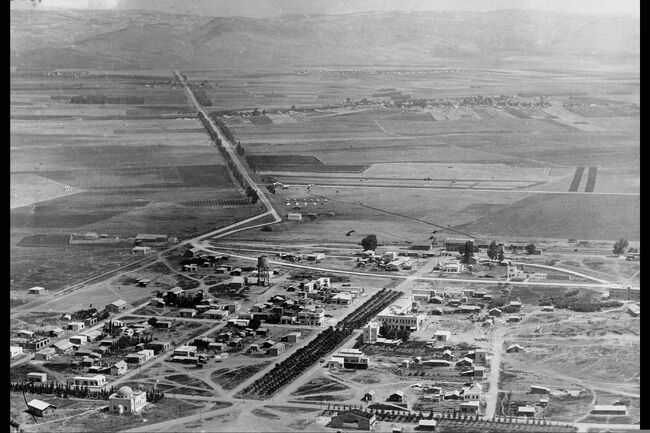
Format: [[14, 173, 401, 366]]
[[10, 9, 639, 70]]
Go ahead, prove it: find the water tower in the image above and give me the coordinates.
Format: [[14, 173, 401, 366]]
[[257, 255, 270, 286]]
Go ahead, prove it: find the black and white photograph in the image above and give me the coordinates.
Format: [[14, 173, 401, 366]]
[[10, 1, 640, 432]]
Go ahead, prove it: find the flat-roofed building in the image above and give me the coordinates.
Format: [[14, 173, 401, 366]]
[[69, 375, 107, 390], [592, 405, 627, 415]]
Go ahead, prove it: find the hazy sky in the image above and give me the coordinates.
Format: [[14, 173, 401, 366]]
[[11, 0, 640, 17]]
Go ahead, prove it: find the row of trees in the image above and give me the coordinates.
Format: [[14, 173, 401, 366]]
[[10, 381, 165, 403], [197, 111, 257, 202], [243, 289, 400, 397]]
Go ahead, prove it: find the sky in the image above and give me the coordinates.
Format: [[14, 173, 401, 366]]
[[10, 0, 640, 17]]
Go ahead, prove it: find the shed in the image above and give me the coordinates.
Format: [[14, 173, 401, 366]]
[[27, 399, 57, 417], [418, 419, 437, 430], [518, 406, 536, 417], [28, 287, 46, 295]]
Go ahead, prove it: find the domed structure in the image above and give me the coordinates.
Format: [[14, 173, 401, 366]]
[[117, 386, 133, 397]]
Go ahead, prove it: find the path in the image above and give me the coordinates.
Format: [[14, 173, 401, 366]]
[[484, 327, 506, 418]]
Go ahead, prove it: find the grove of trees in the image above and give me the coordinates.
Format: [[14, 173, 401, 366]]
[[613, 238, 629, 255], [361, 234, 378, 251]]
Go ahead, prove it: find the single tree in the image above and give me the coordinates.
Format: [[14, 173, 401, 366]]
[[487, 241, 499, 260], [361, 234, 378, 251], [525, 243, 537, 254], [147, 317, 158, 327], [613, 238, 629, 255], [463, 240, 474, 263]]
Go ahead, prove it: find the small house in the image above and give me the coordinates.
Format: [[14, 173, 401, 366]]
[[488, 308, 502, 317], [68, 322, 85, 332], [281, 331, 301, 343], [111, 361, 128, 376], [10, 346, 23, 359], [53, 340, 74, 355], [460, 401, 480, 415], [179, 309, 197, 318], [69, 335, 88, 346], [34, 348, 56, 361], [28, 287, 46, 295], [418, 420, 437, 431], [363, 390, 376, 402], [27, 372, 48, 383], [518, 406, 536, 417], [27, 399, 57, 417], [267, 343, 286, 356], [530, 385, 551, 394], [387, 391, 405, 402], [106, 299, 127, 313]]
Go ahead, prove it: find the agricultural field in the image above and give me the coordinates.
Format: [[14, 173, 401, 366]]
[[10, 72, 262, 296], [185, 68, 638, 244]]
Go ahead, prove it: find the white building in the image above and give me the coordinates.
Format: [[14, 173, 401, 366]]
[[28, 286, 46, 295], [70, 375, 107, 390], [362, 323, 380, 343], [174, 346, 197, 357], [132, 246, 152, 255], [109, 386, 147, 414], [433, 330, 451, 341], [441, 262, 464, 273], [10, 346, 23, 358], [287, 212, 303, 221], [334, 348, 369, 369]]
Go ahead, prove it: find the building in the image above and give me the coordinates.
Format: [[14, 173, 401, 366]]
[[542, 305, 555, 312], [228, 276, 245, 289], [83, 316, 98, 327], [456, 357, 474, 368], [27, 372, 48, 382], [111, 361, 128, 376], [388, 391, 405, 402], [460, 401, 480, 415], [178, 309, 197, 318], [174, 346, 197, 357], [297, 308, 325, 326], [330, 409, 376, 431], [132, 246, 152, 255], [203, 309, 229, 320], [410, 242, 432, 251], [608, 286, 640, 302], [69, 335, 88, 346], [125, 349, 154, 364], [287, 212, 303, 221], [506, 315, 523, 323], [134, 233, 167, 245], [377, 312, 424, 331], [27, 399, 57, 417], [10, 346, 23, 359], [441, 262, 464, 273], [28, 286, 46, 295], [68, 322, 85, 332], [106, 299, 127, 313], [70, 375, 107, 390], [22, 337, 50, 351], [518, 406, 536, 417], [627, 305, 640, 317], [268, 343, 286, 356], [591, 405, 627, 416], [530, 385, 551, 394], [109, 386, 147, 414], [17, 329, 35, 339], [488, 308, 502, 317], [363, 390, 376, 402], [332, 293, 353, 305], [433, 330, 451, 341], [418, 420, 437, 431], [282, 332, 301, 343], [444, 238, 474, 252], [334, 349, 369, 369], [362, 323, 380, 344], [53, 340, 74, 355], [34, 348, 56, 361]]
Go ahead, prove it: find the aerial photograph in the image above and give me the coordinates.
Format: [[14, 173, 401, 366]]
[[9, 0, 640, 432]]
